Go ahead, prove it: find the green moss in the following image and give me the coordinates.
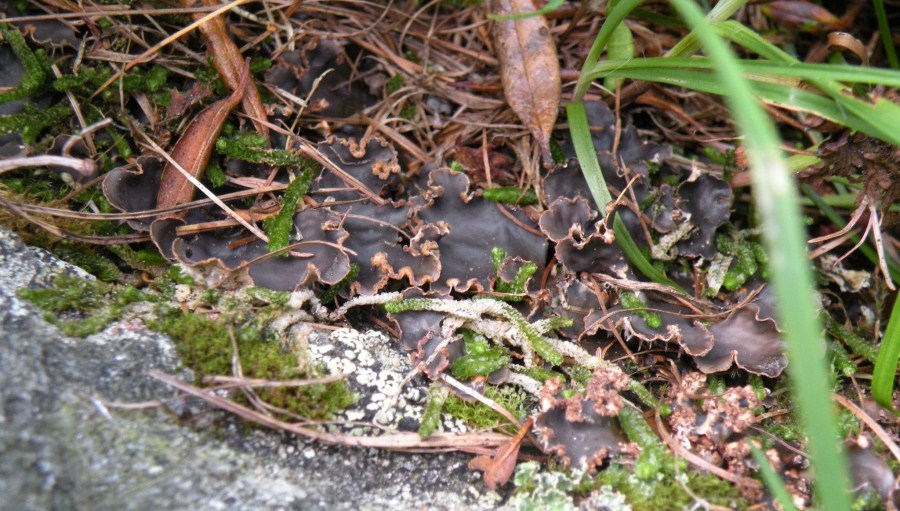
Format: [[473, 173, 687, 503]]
[[451, 343, 510, 380], [0, 101, 73, 143], [483, 187, 539, 206], [491, 247, 539, 301], [18, 274, 151, 337], [617, 406, 680, 479], [263, 169, 314, 254], [824, 313, 878, 363], [249, 57, 272, 75], [619, 292, 662, 329], [205, 159, 227, 188], [385, 74, 404, 94], [519, 366, 566, 384], [715, 234, 768, 291], [216, 132, 320, 169], [626, 380, 669, 415], [53, 65, 112, 93], [399, 105, 418, 120], [443, 384, 532, 429], [51, 245, 123, 282], [418, 383, 449, 439], [150, 306, 354, 419], [596, 464, 746, 511], [122, 65, 170, 93], [0, 24, 49, 103], [829, 340, 857, 378]]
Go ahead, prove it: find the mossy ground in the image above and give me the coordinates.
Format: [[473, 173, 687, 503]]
[[19, 274, 354, 420]]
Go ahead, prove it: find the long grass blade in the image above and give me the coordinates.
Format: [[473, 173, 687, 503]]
[[872, 0, 899, 69], [872, 293, 900, 409], [587, 58, 900, 87], [666, 0, 851, 508], [591, 65, 900, 145], [750, 443, 800, 511], [565, 102, 686, 293], [573, 0, 643, 100]]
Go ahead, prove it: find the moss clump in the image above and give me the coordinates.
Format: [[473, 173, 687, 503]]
[[263, 168, 315, 254], [715, 235, 768, 292], [18, 274, 151, 337], [451, 329, 510, 380], [0, 101, 73, 143], [385, 74, 404, 94], [0, 24, 49, 103], [215, 131, 320, 168], [483, 187, 539, 206], [418, 383, 449, 439], [151, 305, 354, 420], [491, 246, 538, 301], [50, 244, 123, 282], [595, 464, 746, 511], [443, 384, 532, 429], [619, 292, 662, 329]]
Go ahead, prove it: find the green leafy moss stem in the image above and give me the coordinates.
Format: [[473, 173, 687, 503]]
[[418, 384, 449, 439], [617, 405, 681, 478], [0, 24, 48, 103], [824, 314, 878, 363], [264, 169, 314, 254]]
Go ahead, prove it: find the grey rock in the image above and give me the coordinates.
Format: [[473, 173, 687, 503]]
[[0, 227, 502, 511]]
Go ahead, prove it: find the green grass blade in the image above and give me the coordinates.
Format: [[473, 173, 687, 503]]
[[573, 0, 644, 100], [590, 65, 900, 145], [666, 0, 851, 508], [872, 0, 899, 68], [750, 443, 800, 511], [587, 57, 900, 87], [566, 102, 613, 207], [872, 294, 900, 409], [666, 0, 749, 57], [566, 102, 686, 294]]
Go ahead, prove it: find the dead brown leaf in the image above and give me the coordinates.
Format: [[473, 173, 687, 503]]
[[764, 1, 848, 32], [155, 61, 249, 214], [187, 0, 269, 138], [468, 417, 533, 489], [492, 0, 561, 166]]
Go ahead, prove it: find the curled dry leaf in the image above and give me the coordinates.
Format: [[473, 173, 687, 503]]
[[492, 0, 561, 166], [155, 62, 249, 216], [468, 417, 533, 490], [186, 0, 269, 137], [764, 1, 847, 32]]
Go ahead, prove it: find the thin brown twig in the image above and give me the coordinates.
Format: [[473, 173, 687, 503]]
[[148, 369, 511, 452]]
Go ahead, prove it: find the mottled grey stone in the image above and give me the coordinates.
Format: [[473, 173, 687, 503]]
[[0, 227, 502, 511]]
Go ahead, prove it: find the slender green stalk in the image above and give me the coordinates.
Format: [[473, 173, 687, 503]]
[[566, 102, 686, 293], [573, 0, 644, 100], [750, 443, 799, 511], [872, 0, 899, 69], [665, 0, 851, 508], [872, 294, 900, 409], [585, 58, 900, 86]]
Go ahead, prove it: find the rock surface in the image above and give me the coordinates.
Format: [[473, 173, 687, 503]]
[[0, 227, 502, 511]]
